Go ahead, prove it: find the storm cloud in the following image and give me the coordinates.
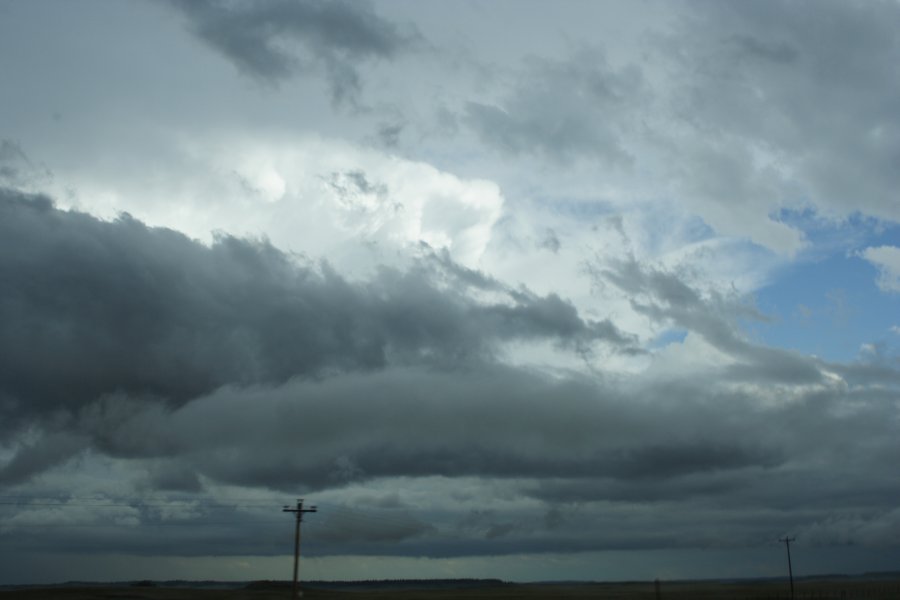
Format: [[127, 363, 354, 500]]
[[2, 0, 900, 584], [3, 189, 899, 562], [0, 189, 631, 425]]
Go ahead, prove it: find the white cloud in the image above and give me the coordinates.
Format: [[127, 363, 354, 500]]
[[861, 245, 900, 293], [52, 136, 504, 274]]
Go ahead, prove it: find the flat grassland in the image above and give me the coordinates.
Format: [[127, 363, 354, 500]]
[[2, 579, 900, 600]]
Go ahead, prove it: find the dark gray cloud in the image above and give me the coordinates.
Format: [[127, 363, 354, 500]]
[[465, 48, 643, 164], [0, 432, 87, 486], [597, 441, 780, 481], [27, 353, 894, 499], [0, 188, 632, 451], [171, 0, 422, 106], [317, 505, 434, 545], [3, 340, 900, 559]]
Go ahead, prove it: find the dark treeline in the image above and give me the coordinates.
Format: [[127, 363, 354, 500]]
[[246, 578, 508, 590]]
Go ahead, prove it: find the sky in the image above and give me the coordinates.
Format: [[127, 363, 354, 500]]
[[1, 0, 900, 586]]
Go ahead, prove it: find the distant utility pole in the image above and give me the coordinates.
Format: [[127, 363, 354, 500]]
[[283, 499, 317, 599], [779, 536, 796, 600]]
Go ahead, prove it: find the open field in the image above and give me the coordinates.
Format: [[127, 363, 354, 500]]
[[3, 579, 900, 600]]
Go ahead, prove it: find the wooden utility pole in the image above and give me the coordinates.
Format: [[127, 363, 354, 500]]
[[779, 536, 796, 600], [283, 499, 317, 599]]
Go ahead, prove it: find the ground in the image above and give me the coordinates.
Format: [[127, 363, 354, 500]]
[[2, 579, 900, 600]]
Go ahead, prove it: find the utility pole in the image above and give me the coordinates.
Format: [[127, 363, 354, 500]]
[[779, 536, 796, 600], [283, 499, 317, 599]]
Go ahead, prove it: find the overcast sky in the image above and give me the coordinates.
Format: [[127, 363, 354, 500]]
[[2, 0, 900, 585]]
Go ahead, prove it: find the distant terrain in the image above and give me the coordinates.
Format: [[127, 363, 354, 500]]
[[3, 575, 900, 600]]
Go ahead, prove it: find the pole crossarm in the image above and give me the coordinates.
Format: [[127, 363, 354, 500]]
[[283, 498, 318, 520]]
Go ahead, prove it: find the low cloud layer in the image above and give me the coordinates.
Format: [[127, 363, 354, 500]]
[[2, 189, 899, 565]]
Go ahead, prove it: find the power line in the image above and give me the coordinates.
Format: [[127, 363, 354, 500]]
[[0, 493, 290, 504], [0, 519, 288, 529], [0, 498, 283, 509], [0, 498, 423, 529]]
